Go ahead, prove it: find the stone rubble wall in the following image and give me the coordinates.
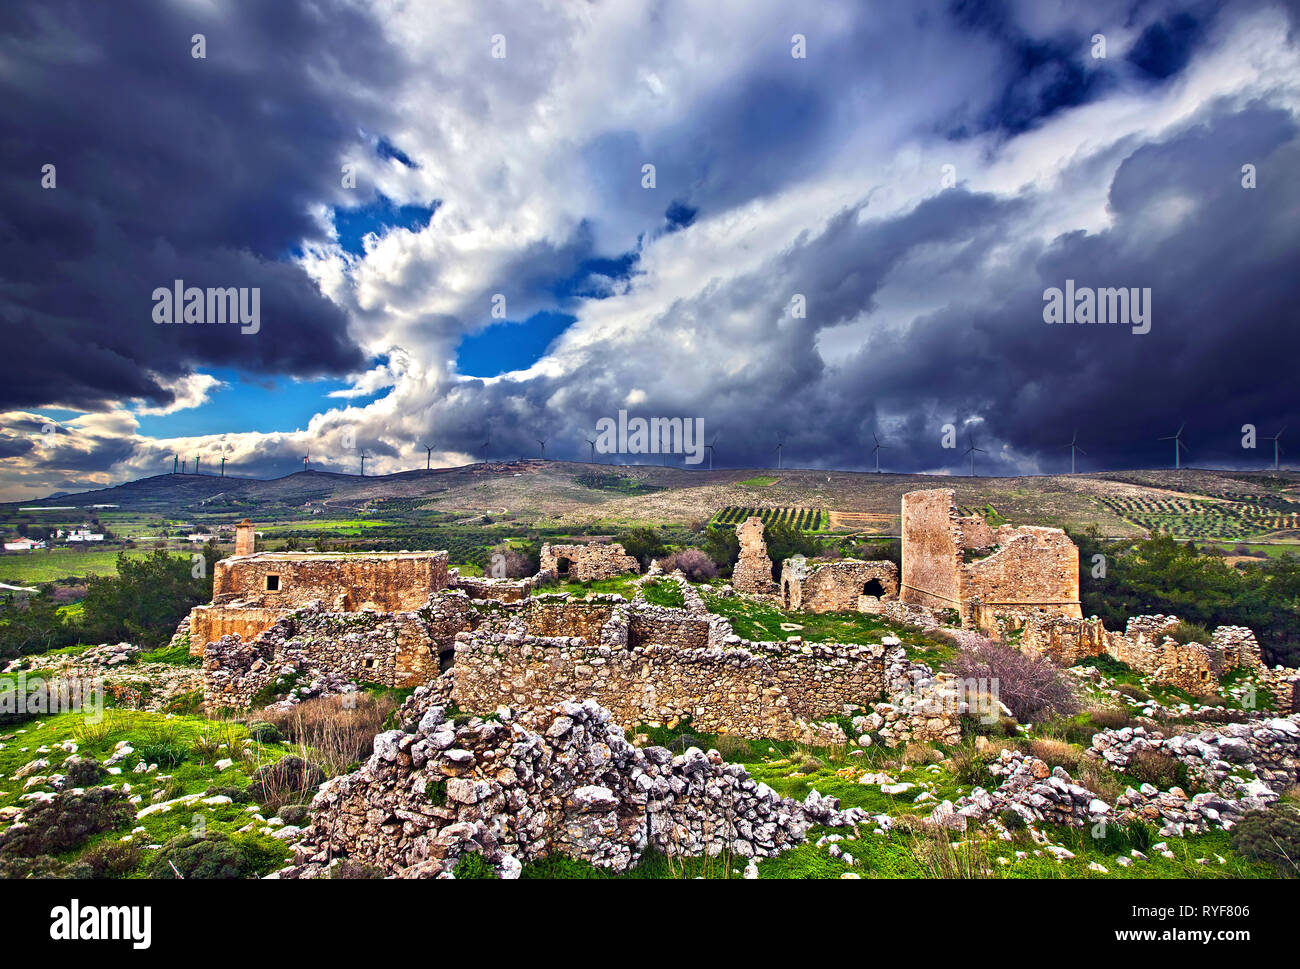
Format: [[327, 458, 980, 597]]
[[780, 558, 898, 614], [732, 517, 775, 595], [448, 570, 544, 603], [449, 622, 889, 741], [539, 542, 640, 581], [202, 593, 478, 712], [1016, 614, 1108, 665], [281, 700, 868, 878]]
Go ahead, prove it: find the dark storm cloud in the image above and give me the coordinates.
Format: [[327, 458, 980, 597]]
[[0, 0, 403, 410]]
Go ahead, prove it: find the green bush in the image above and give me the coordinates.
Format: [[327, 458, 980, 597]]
[[0, 788, 131, 857], [149, 832, 283, 879], [1230, 807, 1300, 877], [1128, 749, 1190, 790], [452, 852, 498, 879]]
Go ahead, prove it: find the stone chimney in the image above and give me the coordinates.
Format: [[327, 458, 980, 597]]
[[235, 518, 255, 556]]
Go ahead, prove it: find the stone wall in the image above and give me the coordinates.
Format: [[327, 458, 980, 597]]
[[539, 542, 640, 581], [1108, 616, 1215, 695], [1017, 615, 1108, 666], [187, 604, 289, 658], [780, 558, 898, 614], [213, 550, 449, 613], [900, 488, 1080, 623], [450, 625, 889, 741], [732, 517, 775, 595], [448, 571, 542, 603], [202, 592, 478, 712]]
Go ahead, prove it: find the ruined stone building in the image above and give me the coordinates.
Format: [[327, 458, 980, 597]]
[[731, 517, 775, 594], [187, 523, 452, 656], [779, 557, 898, 614], [539, 542, 640, 581], [899, 488, 1081, 627]]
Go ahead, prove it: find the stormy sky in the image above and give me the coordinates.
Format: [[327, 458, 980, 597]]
[[2, 0, 1299, 499]]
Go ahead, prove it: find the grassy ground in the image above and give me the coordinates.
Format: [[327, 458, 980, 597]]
[[701, 589, 956, 665], [0, 549, 161, 584], [0, 710, 298, 877]]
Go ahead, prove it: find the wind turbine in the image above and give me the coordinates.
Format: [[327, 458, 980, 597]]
[[536, 438, 546, 460], [1266, 427, 1286, 470], [302, 454, 310, 472], [963, 434, 985, 477], [585, 436, 597, 464], [172, 455, 178, 475], [705, 433, 718, 471], [480, 439, 490, 462], [194, 456, 201, 475], [1061, 430, 1086, 474], [1158, 423, 1188, 469], [776, 439, 784, 470], [424, 444, 435, 470], [181, 459, 187, 475], [871, 432, 890, 473], [359, 454, 368, 476], [220, 454, 226, 478]]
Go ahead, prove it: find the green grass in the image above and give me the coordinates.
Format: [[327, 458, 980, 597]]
[[0, 709, 301, 877], [737, 476, 779, 487], [641, 579, 686, 608], [0, 549, 176, 584], [701, 590, 955, 664], [548, 575, 642, 599]]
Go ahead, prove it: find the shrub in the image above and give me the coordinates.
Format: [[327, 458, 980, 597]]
[[1029, 737, 1081, 773], [81, 839, 143, 878], [149, 832, 278, 879], [1115, 683, 1152, 702], [245, 720, 281, 744], [453, 852, 498, 879], [63, 756, 107, 788], [247, 755, 326, 813], [278, 804, 311, 826], [1169, 621, 1213, 646], [666, 732, 705, 754], [999, 809, 1026, 831], [1231, 807, 1300, 877], [332, 859, 387, 879], [947, 636, 1078, 723], [0, 788, 131, 857], [260, 694, 397, 775], [949, 746, 992, 786], [1087, 708, 1140, 732], [659, 548, 718, 582], [1128, 749, 1189, 790], [710, 734, 754, 762], [137, 725, 188, 768]]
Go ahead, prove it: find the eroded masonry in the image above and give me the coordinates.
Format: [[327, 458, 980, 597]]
[[193, 489, 1297, 736]]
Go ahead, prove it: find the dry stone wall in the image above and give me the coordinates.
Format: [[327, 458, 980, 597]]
[[449, 624, 889, 741]]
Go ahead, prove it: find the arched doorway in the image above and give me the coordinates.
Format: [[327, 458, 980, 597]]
[[555, 557, 572, 577]]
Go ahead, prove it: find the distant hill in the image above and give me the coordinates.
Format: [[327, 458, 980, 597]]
[[3, 462, 1297, 543]]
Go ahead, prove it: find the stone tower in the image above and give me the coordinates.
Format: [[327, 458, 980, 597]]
[[234, 518, 256, 557], [732, 517, 775, 594]]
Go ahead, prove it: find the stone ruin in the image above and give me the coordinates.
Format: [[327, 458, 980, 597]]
[[779, 557, 898, 614], [731, 517, 775, 594], [279, 698, 867, 879], [539, 542, 640, 582], [900, 488, 1081, 626]]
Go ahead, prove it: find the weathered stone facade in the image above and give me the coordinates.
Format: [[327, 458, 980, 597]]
[[780, 558, 898, 614], [1110, 616, 1216, 695], [188, 548, 451, 656], [899, 489, 1081, 627], [732, 517, 775, 595], [539, 542, 640, 581], [202, 593, 477, 712], [449, 602, 890, 741], [1016, 614, 1108, 666]]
